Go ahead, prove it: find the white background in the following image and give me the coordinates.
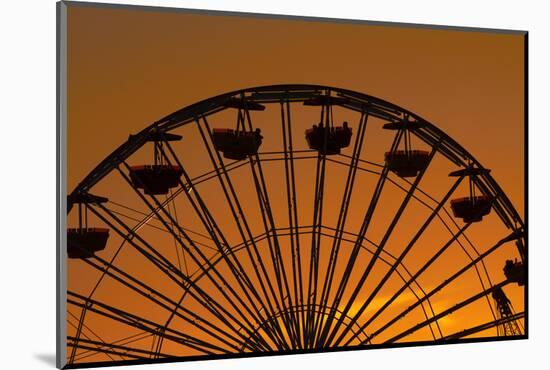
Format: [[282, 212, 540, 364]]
[[0, 0, 547, 369]]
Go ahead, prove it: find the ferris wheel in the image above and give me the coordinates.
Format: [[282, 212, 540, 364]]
[[65, 84, 526, 366]]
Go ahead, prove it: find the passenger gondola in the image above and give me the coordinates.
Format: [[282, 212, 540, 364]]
[[67, 228, 110, 259], [384, 150, 431, 178], [305, 122, 352, 155], [212, 128, 263, 160], [503, 259, 525, 286], [450, 195, 493, 223], [128, 130, 184, 195], [449, 166, 493, 223], [129, 164, 183, 195], [67, 194, 110, 259], [382, 118, 430, 178]]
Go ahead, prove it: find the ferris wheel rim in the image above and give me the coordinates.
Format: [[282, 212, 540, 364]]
[[67, 84, 523, 234]]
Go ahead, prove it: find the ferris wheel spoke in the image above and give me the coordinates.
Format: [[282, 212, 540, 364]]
[[68, 302, 88, 364], [320, 226, 444, 343], [410, 189, 500, 325], [81, 255, 250, 352], [70, 331, 152, 363], [312, 110, 369, 347], [67, 308, 118, 363], [75, 193, 218, 353], [304, 101, 332, 348], [281, 99, 306, 347], [66, 311, 117, 360], [248, 156, 300, 348], [240, 98, 299, 348], [156, 139, 286, 347], [67, 342, 149, 361], [437, 311, 524, 341], [342, 222, 471, 346], [387, 250, 442, 340], [67, 293, 219, 354], [384, 280, 512, 344], [87, 202, 273, 350], [305, 153, 324, 348], [244, 105, 297, 348], [186, 230, 273, 283], [118, 162, 260, 307], [316, 128, 403, 347], [327, 156, 455, 222], [116, 162, 269, 327], [196, 117, 294, 349], [75, 190, 199, 337], [183, 226, 310, 300], [199, 115, 295, 349], [246, 167, 299, 345], [68, 336, 171, 360], [393, 272, 440, 341], [158, 139, 250, 273], [364, 230, 521, 343], [67, 291, 227, 355], [329, 145, 450, 347], [452, 232, 499, 324], [104, 205, 217, 252]]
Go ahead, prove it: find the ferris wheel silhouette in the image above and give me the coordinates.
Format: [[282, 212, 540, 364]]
[[65, 84, 525, 365]]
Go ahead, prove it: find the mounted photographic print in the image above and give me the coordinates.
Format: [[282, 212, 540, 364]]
[[56, 1, 527, 368]]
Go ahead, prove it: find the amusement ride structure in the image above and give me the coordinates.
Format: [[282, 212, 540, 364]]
[[65, 85, 526, 365]]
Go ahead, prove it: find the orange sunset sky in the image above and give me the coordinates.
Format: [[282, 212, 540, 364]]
[[65, 2, 525, 365]]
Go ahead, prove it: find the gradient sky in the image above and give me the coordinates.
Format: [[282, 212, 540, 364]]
[[66, 3, 525, 365]]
